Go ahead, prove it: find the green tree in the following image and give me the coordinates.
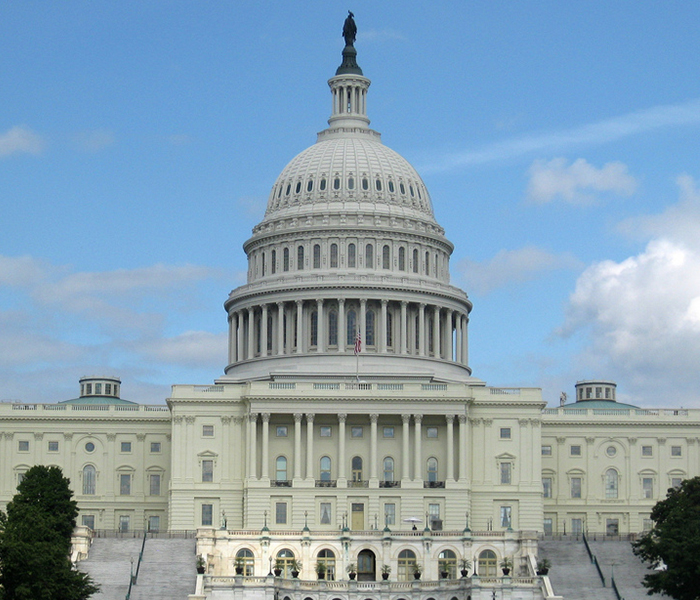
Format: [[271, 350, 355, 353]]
[[0, 465, 99, 600], [633, 476, 700, 600]]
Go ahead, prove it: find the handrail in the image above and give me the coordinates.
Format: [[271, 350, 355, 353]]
[[611, 576, 624, 600], [125, 530, 147, 600], [582, 532, 606, 587], [582, 532, 594, 562], [592, 555, 606, 587]]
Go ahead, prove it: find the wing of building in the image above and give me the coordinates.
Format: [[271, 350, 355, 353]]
[[1, 15, 697, 600]]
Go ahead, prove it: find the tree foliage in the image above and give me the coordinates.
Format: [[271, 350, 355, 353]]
[[0, 465, 99, 600], [633, 476, 700, 600]]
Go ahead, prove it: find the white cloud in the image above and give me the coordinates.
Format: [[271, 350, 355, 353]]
[[559, 176, 700, 405], [136, 330, 227, 367], [527, 158, 637, 205], [74, 129, 115, 152], [0, 126, 45, 157], [459, 246, 580, 295]]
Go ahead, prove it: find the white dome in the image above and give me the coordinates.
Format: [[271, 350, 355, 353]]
[[264, 134, 436, 223]]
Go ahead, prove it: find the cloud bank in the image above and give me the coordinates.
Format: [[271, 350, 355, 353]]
[[0, 126, 45, 157]]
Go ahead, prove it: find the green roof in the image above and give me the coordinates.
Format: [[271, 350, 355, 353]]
[[561, 399, 638, 410], [59, 396, 138, 406]]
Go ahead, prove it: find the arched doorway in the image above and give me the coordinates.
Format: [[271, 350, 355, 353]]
[[357, 549, 376, 581]]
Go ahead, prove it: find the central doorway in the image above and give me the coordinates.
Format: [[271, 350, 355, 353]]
[[357, 549, 376, 581]]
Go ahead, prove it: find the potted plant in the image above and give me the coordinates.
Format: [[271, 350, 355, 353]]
[[536, 558, 551, 576], [346, 562, 357, 580], [234, 556, 244, 575], [412, 563, 422, 580], [381, 564, 391, 580], [459, 558, 472, 578], [440, 568, 450, 579], [291, 558, 301, 578], [273, 558, 283, 577], [500, 557, 513, 576], [316, 560, 327, 580], [196, 555, 206, 574]]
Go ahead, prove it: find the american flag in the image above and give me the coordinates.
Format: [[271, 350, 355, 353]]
[[354, 329, 362, 355]]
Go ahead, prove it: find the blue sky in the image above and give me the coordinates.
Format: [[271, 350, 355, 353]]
[[2, 1, 700, 407]]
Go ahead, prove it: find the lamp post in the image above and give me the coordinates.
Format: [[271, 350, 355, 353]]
[[268, 555, 273, 576]]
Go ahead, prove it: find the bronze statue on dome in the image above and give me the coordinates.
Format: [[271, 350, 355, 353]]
[[342, 11, 357, 47]]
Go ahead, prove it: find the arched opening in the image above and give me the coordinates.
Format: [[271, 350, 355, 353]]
[[317, 549, 336, 580], [605, 468, 619, 499], [276, 549, 296, 578], [236, 548, 255, 576], [438, 549, 457, 578], [478, 550, 497, 577], [357, 549, 376, 581], [398, 549, 417, 581], [82, 465, 96, 495]]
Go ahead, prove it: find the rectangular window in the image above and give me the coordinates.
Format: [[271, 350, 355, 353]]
[[672, 477, 683, 489], [95, 383, 102, 394], [351, 426, 363, 438], [642, 445, 653, 457], [572, 518, 583, 534], [543, 477, 552, 498], [643, 477, 654, 499], [120, 474, 131, 495], [428, 503, 440, 525], [105, 383, 112, 395], [276, 426, 288, 437], [148, 515, 160, 532], [202, 425, 214, 437], [119, 515, 130, 532], [48, 441, 59, 452], [201, 504, 213, 526], [570, 445, 581, 456], [595, 387, 602, 398], [320, 426, 332, 437], [82, 515, 95, 529], [150, 442, 161, 453], [202, 460, 213, 482], [320, 502, 331, 524], [150, 473, 161, 496], [500, 462, 512, 485], [671, 446, 682, 457], [571, 477, 582, 498], [121, 442, 132, 453], [384, 503, 396, 526], [500, 506, 512, 528], [500, 427, 511, 439], [17, 472, 25, 484], [275, 502, 287, 524], [18, 440, 29, 452], [541, 445, 552, 456], [643, 518, 653, 532], [383, 427, 394, 438], [426, 427, 438, 438], [543, 518, 553, 535]]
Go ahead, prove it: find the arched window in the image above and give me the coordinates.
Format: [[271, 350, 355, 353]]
[[398, 247, 405, 271], [276, 549, 296, 578], [347, 310, 357, 348], [400, 182, 406, 195], [307, 179, 313, 192], [425, 251, 430, 275], [267, 313, 273, 352], [605, 468, 619, 499], [386, 311, 393, 347], [478, 550, 497, 577], [83, 465, 96, 495], [427, 457, 438, 482], [348, 243, 356, 267], [271, 249, 277, 274], [352, 456, 363, 482], [365, 244, 374, 268], [383, 457, 394, 482], [428, 317, 434, 354], [276, 456, 287, 482], [320, 178, 326, 191], [283, 248, 289, 272], [375, 178, 382, 191], [313, 244, 321, 268], [295, 181, 301, 194], [415, 314, 420, 351], [320, 456, 332, 481], [310, 311, 318, 346], [330, 243, 338, 268], [261, 252, 266, 276], [366, 310, 375, 346], [317, 549, 336, 580], [333, 177, 340, 190], [348, 177, 354, 190], [412, 248, 418, 273], [255, 316, 261, 355], [362, 177, 369, 190], [398, 549, 417, 581], [382, 245, 390, 269], [388, 180, 395, 193], [438, 550, 457, 579], [236, 549, 255, 576], [297, 245, 305, 270], [328, 311, 338, 346]]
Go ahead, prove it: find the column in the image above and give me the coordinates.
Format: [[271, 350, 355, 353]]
[[237, 311, 245, 362], [418, 303, 426, 356], [446, 415, 455, 482], [296, 301, 303, 353], [293, 414, 303, 479], [276, 302, 285, 356], [247, 307, 255, 359], [413, 415, 423, 481], [455, 312, 462, 364], [228, 314, 236, 364], [248, 413, 258, 480], [402, 415, 411, 480], [338, 414, 347, 480], [261, 304, 269, 357], [380, 300, 388, 353], [446, 310, 453, 362], [360, 299, 367, 349], [433, 306, 441, 358], [458, 415, 468, 481], [317, 299, 325, 353], [400, 301, 408, 354], [185, 417, 195, 483], [462, 315, 468, 366], [306, 414, 315, 480], [261, 414, 270, 479], [338, 299, 346, 352], [370, 414, 379, 480]]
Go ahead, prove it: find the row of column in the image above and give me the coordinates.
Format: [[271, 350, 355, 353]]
[[228, 299, 469, 366], [246, 412, 469, 482]]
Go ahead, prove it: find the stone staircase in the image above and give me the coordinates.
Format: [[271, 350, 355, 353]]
[[129, 538, 197, 600], [78, 537, 143, 600], [539, 539, 617, 600], [588, 540, 663, 600]]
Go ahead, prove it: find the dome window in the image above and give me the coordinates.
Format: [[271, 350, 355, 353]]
[[375, 179, 382, 191], [348, 177, 355, 190], [365, 244, 374, 268], [347, 243, 356, 268], [297, 246, 305, 270], [310, 311, 318, 347], [295, 181, 302, 194], [382, 245, 390, 269], [400, 183, 406, 195], [283, 248, 290, 272], [388, 180, 395, 193], [271, 250, 277, 275], [313, 244, 321, 269], [412, 249, 419, 273], [362, 178, 369, 190], [417, 186, 422, 200], [285, 184, 291, 196], [333, 177, 341, 190], [398, 247, 406, 271], [307, 180, 313, 192], [409, 185, 415, 197], [277, 186, 282, 198], [330, 243, 338, 268], [320, 178, 327, 191]]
